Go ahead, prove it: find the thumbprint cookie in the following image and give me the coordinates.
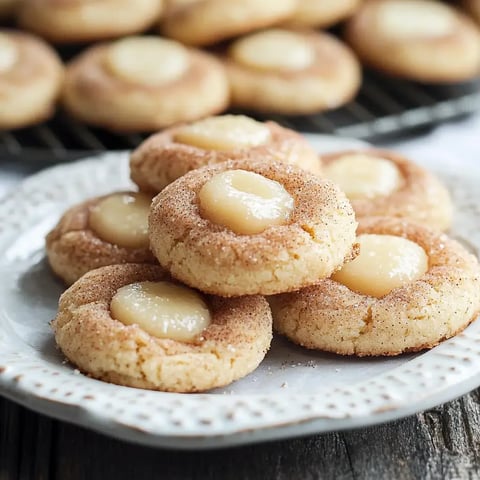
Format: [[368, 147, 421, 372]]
[[52, 263, 273, 392], [271, 216, 480, 356], [46, 192, 157, 285], [223, 29, 361, 115], [130, 115, 322, 193], [149, 159, 358, 297], [62, 36, 229, 132]]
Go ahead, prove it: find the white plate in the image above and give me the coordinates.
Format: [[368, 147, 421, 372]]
[[1, 136, 480, 450]]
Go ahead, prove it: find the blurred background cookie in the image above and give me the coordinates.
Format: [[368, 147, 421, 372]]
[[463, 0, 480, 24], [161, 0, 297, 46], [345, 0, 480, 82], [62, 36, 229, 132], [283, 0, 361, 28], [130, 115, 321, 193], [18, 0, 165, 44], [0, 29, 63, 130], [224, 29, 361, 114], [0, 0, 17, 19]]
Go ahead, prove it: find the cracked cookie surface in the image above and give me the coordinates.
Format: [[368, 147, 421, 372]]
[[270, 217, 480, 356], [52, 264, 273, 392]]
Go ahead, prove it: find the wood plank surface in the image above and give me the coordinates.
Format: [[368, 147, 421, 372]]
[[1, 390, 480, 480]]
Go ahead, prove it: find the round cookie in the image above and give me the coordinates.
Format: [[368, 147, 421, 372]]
[[130, 115, 322, 193], [61, 36, 229, 132], [463, 0, 480, 25], [18, 0, 164, 44], [345, 0, 480, 83], [284, 0, 361, 29], [52, 263, 273, 392], [161, 0, 297, 46], [321, 149, 453, 231], [149, 159, 358, 297], [223, 29, 361, 115], [0, 30, 63, 130], [271, 216, 480, 357], [46, 192, 157, 285]]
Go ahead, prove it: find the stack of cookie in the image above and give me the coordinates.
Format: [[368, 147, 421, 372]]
[[4, 0, 480, 131], [47, 114, 480, 392]]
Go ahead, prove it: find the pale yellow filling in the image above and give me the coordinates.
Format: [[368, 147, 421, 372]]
[[199, 169, 294, 235], [174, 115, 271, 151], [324, 154, 402, 200], [332, 234, 429, 298], [0, 34, 18, 73], [89, 192, 152, 249], [379, 0, 456, 38], [110, 281, 211, 342], [231, 30, 316, 72], [106, 36, 189, 86]]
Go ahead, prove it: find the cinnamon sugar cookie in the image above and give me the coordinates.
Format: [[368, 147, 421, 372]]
[[284, 0, 361, 28], [18, 0, 164, 44], [130, 115, 321, 193], [46, 192, 157, 285], [62, 36, 229, 132], [161, 0, 297, 46], [0, 30, 63, 130], [52, 263, 272, 392], [321, 149, 453, 231], [271, 217, 480, 357], [345, 0, 480, 82], [224, 29, 361, 115], [149, 159, 358, 297]]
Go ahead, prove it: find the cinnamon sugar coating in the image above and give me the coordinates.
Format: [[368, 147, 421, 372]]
[[61, 43, 229, 132], [149, 159, 358, 297], [321, 149, 453, 231], [130, 120, 321, 193], [0, 30, 63, 129], [223, 30, 361, 115], [46, 193, 157, 286], [52, 264, 272, 392], [271, 217, 480, 356]]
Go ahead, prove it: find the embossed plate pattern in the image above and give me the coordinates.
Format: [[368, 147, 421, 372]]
[[0, 137, 479, 449]]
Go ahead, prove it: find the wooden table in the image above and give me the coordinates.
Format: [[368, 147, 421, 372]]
[[1, 389, 479, 479]]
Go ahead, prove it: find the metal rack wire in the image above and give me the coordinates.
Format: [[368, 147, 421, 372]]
[[1, 72, 479, 164]]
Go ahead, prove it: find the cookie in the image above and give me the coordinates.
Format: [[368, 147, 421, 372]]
[[46, 192, 157, 285], [321, 149, 453, 231], [130, 115, 322, 193], [161, 0, 297, 46], [223, 29, 361, 115], [52, 263, 273, 392], [149, 159, 358, 297], [284, 0, 361, 28], [61, 36, 229, 132], [345, 0, 480, 82], [18, 0, 164, 44], [271, 217, 480, 357], [0, 30, 63, 130], [0, 0, 17, 18]]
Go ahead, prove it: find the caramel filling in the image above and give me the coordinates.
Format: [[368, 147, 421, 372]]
[[110, 281, 211, 342], [332, 234, 428, 297], [231, 30, 316, 72], [0, 34, 18, 73], [379, 0, 456, 38], [89, 192, 152, 249], [199, 169, 294, 235], [324, 154, 402, 200], [106, 36, 189, 86], [174, 115, 271, 151]]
